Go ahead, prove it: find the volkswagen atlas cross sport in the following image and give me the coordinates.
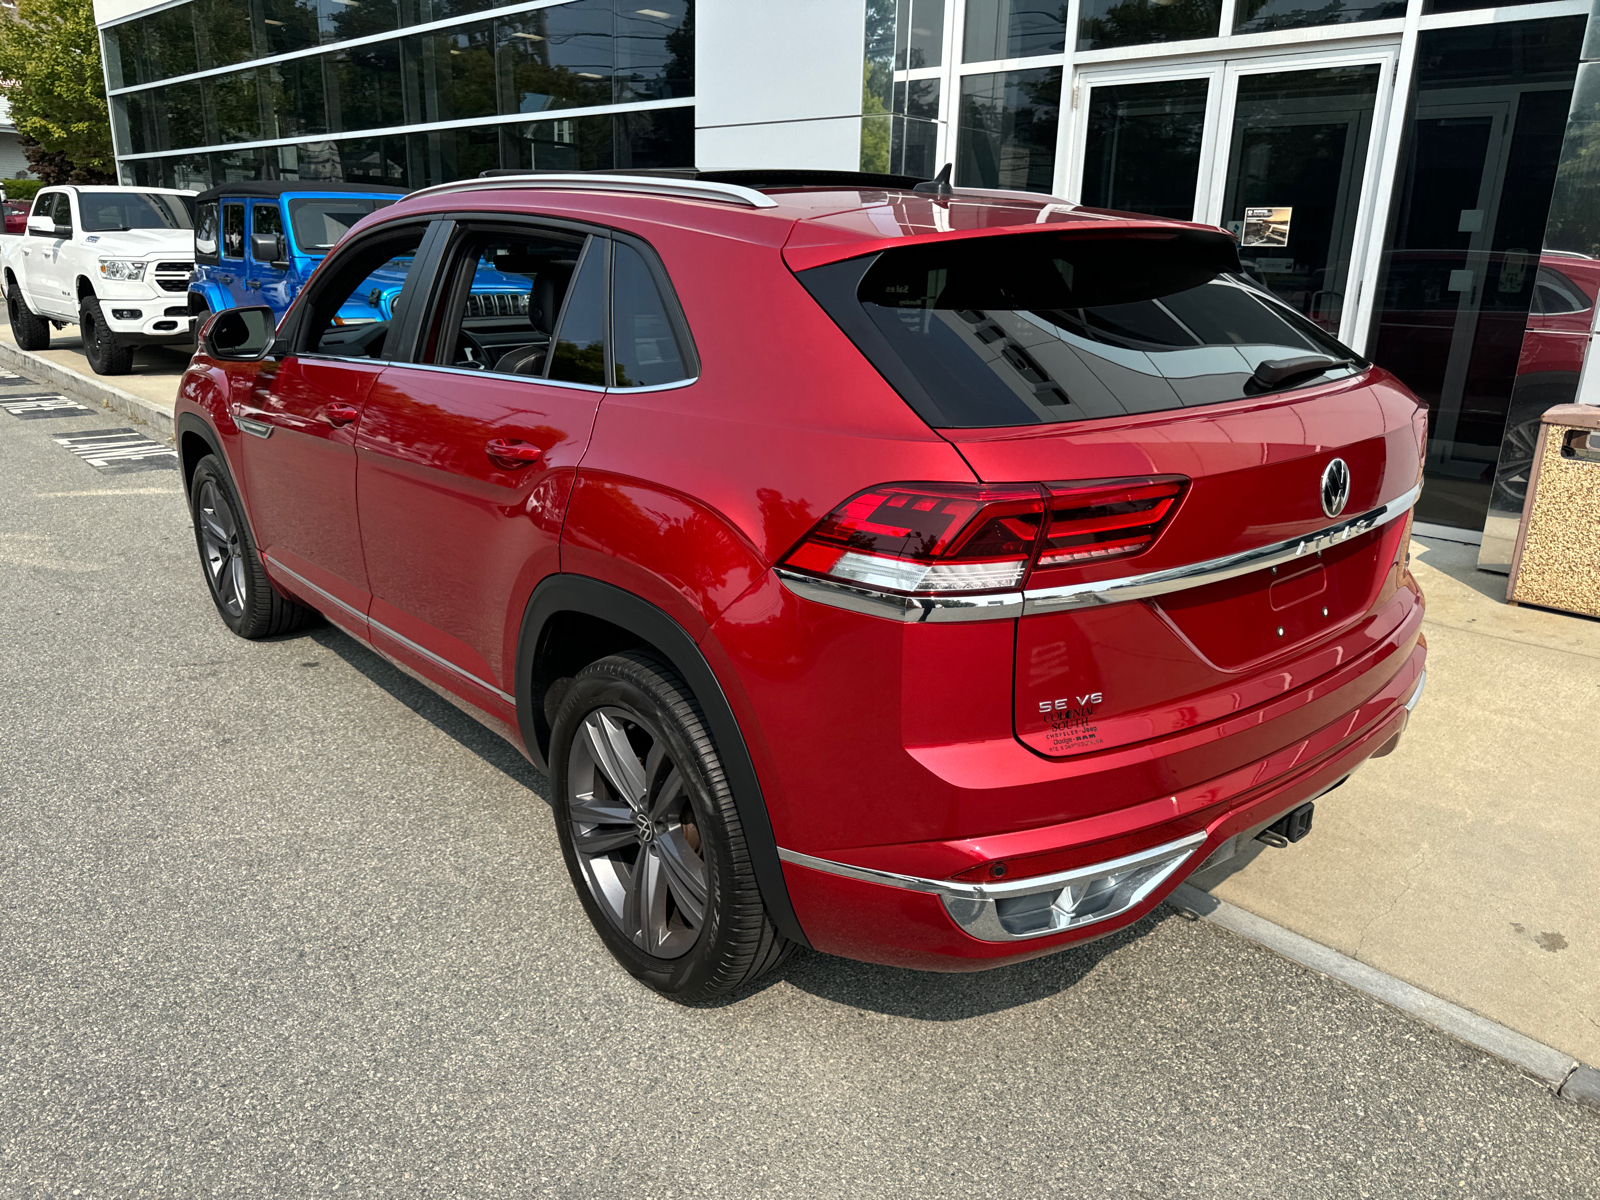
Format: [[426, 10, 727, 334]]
[[176, 169, 1428, 1001]]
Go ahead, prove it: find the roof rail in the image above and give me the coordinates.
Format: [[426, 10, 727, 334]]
[[405, 172, 780, 209]]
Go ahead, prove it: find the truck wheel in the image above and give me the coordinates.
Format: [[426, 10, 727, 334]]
[[80, 296, 134, 375], [7, 284, 50, 351]]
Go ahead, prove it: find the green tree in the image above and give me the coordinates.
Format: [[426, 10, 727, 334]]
[[0, 0, 115, 182]]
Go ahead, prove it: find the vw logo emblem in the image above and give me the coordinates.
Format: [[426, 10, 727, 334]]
[[633, 812, 655, 843], [1321, 458, 1352, 518]]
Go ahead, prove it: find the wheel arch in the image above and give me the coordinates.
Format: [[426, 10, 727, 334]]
[[75, 275, 97, 303], [175, 411, 225, 500], [516, 574, 809, 948]]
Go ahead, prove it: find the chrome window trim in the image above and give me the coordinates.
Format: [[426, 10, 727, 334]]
[[406, 174, 780, 211], [776, 482, 1421, 624], [778, 832, 1207, 943], [264, 555, 517, 706], [375, 359, 609, 394]]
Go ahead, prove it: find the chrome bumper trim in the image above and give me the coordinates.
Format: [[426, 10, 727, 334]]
[[778, 832, 1207, 943], [1405, 667, 1426, 712], [777, 482, 1422, 624]]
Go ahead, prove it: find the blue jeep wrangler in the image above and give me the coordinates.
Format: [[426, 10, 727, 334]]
[[187, 181, 406, 325]]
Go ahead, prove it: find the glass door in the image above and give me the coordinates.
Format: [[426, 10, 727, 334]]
[[1204, 53, 1395, 344], [1069, 50, 1396, 347], [1069, 65, 1221, 223]]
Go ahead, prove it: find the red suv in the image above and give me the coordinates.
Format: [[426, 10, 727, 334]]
[[176, 170, 1428, 1001]]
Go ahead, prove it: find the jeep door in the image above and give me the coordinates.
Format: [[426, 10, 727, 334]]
[[228, 220, 436, 625], [248, 202, 292, 315], [353, 221, 606, 707]]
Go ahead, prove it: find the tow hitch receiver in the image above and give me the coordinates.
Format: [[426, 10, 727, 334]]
[[1257, 802, 1315, 848]]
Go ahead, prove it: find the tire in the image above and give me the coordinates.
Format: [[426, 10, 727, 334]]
[[189, 299, 210, 351], [551, 652, 795, 1002], [80, 295, 134, 376], [6, 281, 50, 351], [188, 454, 318, 639]]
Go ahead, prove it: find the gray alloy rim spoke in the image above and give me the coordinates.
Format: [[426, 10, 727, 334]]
[[573, 824, 639, 856], [198, 507, 229, 547], [656, 829, 707, 927], [197, 482, 244, 616], [227, 552, 247, 613], [567, 705, 705, 961], [582, 711, 647, 810]]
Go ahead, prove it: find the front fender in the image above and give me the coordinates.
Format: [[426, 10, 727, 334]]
[[188, 281, 230, 315]]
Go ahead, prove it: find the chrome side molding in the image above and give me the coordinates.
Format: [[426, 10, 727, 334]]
[[777, 482, 1422, 623]]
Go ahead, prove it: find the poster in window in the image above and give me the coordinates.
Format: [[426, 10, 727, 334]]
[[1241, 207, 1292, 248]]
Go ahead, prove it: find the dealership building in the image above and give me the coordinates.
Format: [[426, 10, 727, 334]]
[[91, 0, 1600, 549]]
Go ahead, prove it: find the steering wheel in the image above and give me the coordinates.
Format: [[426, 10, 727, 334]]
[[454, 328, 490, 369]]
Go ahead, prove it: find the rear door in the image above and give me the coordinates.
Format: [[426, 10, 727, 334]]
[[799, 226, 1424, 773], [353, 220, 607, 704]]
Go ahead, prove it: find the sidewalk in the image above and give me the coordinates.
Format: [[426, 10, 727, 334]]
[[0, 320, 184, 434], [5, 326, 1597, 1068], [1192, 535, 1600, 1066]]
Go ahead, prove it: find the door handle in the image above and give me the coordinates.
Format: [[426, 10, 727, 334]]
[[246, 280, 261, 290], [323, 403, 360, 426], [486, 438, 544, 468]]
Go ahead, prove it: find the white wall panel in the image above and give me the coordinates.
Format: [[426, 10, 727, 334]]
[[696, 0, 865, 132], [697, 116, 864, 171], [94, 0, 173, 25]]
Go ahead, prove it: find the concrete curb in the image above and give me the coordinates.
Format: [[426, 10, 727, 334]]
[[0, 340, 175, 440], [1168, 883, 1598, 1110]]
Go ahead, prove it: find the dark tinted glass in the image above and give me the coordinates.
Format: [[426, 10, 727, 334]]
[[894, 0, 945, 69], [80, 192, 194, 232], [549, 239, 607, 386], [615, 0, 693, 102], [963, 0, 1065, 62], [287, 197, 394, 251], [264, 57, 329, 138], [222, 203, 246, 257], [956, 67, 1061, 192], [252, 204, 283, 261], [1077, 0, 1221, 51], [1234, 0, 1402, 34], [801, 232, 1361, 429], [1082, 77, 1207, 220], [611, 242, 688, 387], [206, 69, 261, 143]]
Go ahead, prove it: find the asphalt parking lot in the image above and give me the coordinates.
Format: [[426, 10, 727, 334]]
[[3, 368, 1598, 1198]]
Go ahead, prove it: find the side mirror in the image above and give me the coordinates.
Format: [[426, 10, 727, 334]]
[[27, 214, 56, 236], [202, 305, 277, 361], [251, 232, 282, 263]]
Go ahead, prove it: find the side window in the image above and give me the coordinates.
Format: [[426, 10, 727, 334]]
[[222, 202, 245, 259], [195, 201, 220, 262], [251, 204, 283, 263], [548, 237, 607, 386], [426, 227, 587, 378], [610, 241, 691, 387], [299, 225, 427, 361], [28, 192, 58, 236]]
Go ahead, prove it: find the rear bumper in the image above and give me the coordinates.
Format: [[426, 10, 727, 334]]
[[779, 641, 1426, 971]]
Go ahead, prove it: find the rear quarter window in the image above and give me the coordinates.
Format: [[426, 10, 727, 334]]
[[799, 229, 1366, 429]]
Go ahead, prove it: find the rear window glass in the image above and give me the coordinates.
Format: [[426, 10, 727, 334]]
[[799, 230, 1365, 429], [288, 197, 398, 253]]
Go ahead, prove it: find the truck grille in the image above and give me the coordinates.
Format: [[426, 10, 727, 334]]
[[154, 262, 193, 293], [464, 292, 530, 319]]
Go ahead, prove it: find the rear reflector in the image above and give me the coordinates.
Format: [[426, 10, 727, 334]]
[[780, 476, 1186, 597]]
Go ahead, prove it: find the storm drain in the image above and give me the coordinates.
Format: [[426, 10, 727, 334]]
[[52, 427, 178, 473]]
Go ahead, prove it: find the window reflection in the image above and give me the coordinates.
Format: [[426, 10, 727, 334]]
[[1081, 78, 1208, 220], [1232, 0, 1403, 35], [963, 0, 1065, 63], [956, 67, 1061, 193], [1076, 0, 1221, 52]]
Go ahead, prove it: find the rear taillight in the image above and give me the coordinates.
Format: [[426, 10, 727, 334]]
[[780, 477, 1186, 596], [1037, 479, 1183, 567]]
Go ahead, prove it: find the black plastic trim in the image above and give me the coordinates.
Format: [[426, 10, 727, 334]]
[[515, 574, 810, 949]]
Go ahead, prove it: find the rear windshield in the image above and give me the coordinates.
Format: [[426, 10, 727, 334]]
[[79, 191, 195, 232], [799, 230, 1365, 428], [288, 197, 397, 253]]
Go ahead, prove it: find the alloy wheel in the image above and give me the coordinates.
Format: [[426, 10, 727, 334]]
[[196, 478, 247, 617], [566, 706, 709, 959]]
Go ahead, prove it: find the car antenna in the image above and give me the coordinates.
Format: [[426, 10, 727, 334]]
[[913, 163, 954, 197]]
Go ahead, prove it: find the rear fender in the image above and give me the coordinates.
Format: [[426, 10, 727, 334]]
[[514, 574, 810, 949]]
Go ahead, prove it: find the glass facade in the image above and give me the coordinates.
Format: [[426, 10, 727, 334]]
[[105, 0, 693, 189]]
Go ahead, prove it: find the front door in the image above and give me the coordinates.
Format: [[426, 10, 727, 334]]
[[1070, 49, 1395, 346], [355, 223, 607, 706], [218, 201, 247, 309], [230, 221, 433, 625], [248, 202, 292, 315]]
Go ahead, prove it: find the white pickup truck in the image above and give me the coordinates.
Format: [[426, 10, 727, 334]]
[[1, 185, 199, 375]]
